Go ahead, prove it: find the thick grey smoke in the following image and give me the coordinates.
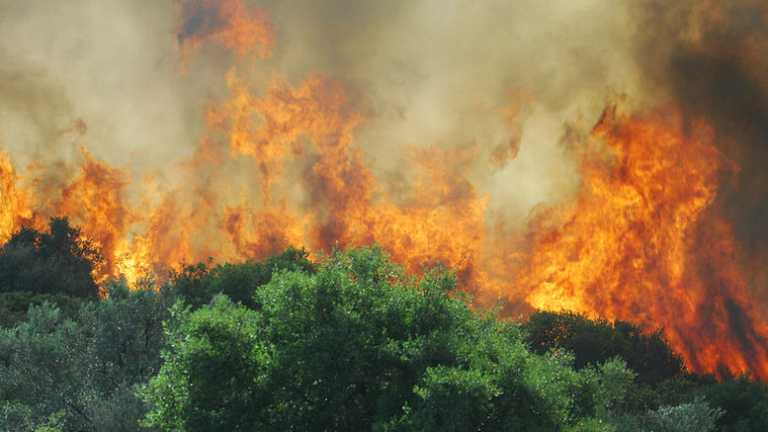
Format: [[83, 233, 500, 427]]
[[631, 0, 768, 296], [0, 0, 647, 224], [6, 0, 768, 376], [259, 0, 642, 222], [0, 0, 210, 173]]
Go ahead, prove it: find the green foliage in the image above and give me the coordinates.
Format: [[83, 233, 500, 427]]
[[170, 246, 314, 309], [0, 291, 84, 328], [3, 244, 768, 431], [0, 218, 102, 298], [617, 374, 768, 431], [701, 378, 768, 431], [0, 281, 173, 431], [644, 398, 723, 432], [0, 405, 66, 432], [142, 247, 632, 431], [566, 418, 616, 432], [621, 375, 709, 413], [574, 357, 637, 421], [611, 398, 723, 432], [524, 311, 685, 383], [33, 412, 66, 432], [139, 297, 265, 431], [521, 312, 761, 431], [0, 303, 81, 430]]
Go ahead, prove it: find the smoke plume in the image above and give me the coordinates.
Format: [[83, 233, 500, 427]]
[[3, 0, 768, 378]]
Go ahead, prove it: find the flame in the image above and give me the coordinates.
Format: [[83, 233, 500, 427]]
[[57, 147, 132, 282], [222, 204, 306, 260], [518, 105, 768, 379], [360, 145, 487, 283], [3, 0, 768, 380], [207, 69, 488, 283], [0, 152, 34, 243], [176, 0, 273, 62]]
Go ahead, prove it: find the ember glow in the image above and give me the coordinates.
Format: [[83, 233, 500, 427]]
[[2, 0, 768, 379]]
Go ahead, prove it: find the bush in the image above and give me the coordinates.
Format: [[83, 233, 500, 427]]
[[0, 218, 101, 298], [702, 378, 768, 431], [611, 398, 723, 432], [645, 398, 723, 432], [524, 311, 685, 383], [0, 292, 84, 328], [142, 248, 633, 431], [170, 247, 314, 309], [0, 281, 173, 431]]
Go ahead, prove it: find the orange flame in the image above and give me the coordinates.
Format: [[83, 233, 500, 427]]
[[2, 1, 768, 381], [207, 69, 487, 283], [518, 105, 768, 379], [0, 152, 34, 243], [57, 147, 132, 282], [176, 0, 273, 62]]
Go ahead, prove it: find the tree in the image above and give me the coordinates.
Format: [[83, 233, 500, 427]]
[[0, 292, 84, 328], [524, 311, 685, 384], [141, 247, 631, 431], [0, 303, 82, 430], [611, 398, 723, 432], [170, 246, 314, 309], [701, 378, 768, 432], [0, 281, 172, 432], [0, 218, 102, 298], [71, 282, 173, 431]]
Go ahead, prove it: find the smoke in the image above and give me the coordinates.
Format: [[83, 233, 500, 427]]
[[0, 0, 649, 283], [176, 0, 273, 59], [0, 0, 646, 221], [630, 0, 768, 296], [0, 0, 207, 172], [5, 0, 768, 376], [258, 0, 644, 221]]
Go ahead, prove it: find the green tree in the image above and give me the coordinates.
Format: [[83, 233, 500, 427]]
[[524, 311, 684, 384], [0, 218, 102, 298], [142, 247, 631, 431], [0, 303, 82, 430], [0, 281, 172, 431], [0, 292, 84, 328], [701, 378, 768, 432], [170, 246, 313, 309]]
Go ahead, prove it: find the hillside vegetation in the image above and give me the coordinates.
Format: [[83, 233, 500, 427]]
[[1, 221, 766, 431]]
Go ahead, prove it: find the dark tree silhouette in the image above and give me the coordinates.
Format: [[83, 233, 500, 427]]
[[0, 218, 102, 298], [524, 311, 685, 384], [170, 246, 314, 309]]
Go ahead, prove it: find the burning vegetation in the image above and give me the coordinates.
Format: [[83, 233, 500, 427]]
[[2, 0, 768, 384]]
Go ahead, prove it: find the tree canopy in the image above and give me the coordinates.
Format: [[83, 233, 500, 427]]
[[0, 240, 764, 432], [524, 311, 685, 384], [0, 218, 102, 298], [141, 248, 643, 431], [170, 246, 314, 309]]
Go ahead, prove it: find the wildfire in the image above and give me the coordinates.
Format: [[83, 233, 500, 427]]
[[2, 0, 768, 380], [207, 69, 488, 284], [0, 152, 33, 243], [519, 105, 768, 379], [57, 147, 132, 282], [176, 0, 273, 63]]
